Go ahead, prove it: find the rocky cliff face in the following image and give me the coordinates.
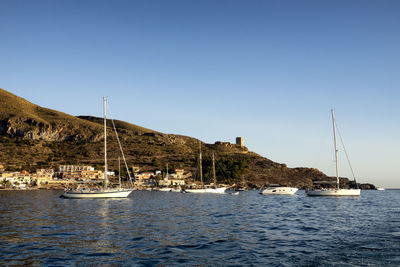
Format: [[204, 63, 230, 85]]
[[0, 117, 102, 142], [0, 88, 105, 142]]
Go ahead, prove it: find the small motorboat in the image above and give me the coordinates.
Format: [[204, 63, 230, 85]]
[[261, 185, 298, 195]]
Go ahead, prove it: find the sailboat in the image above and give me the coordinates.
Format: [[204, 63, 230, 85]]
[[61, 97, 134, 199], [306, 110, 361, 197], [185, 144, 227, 194]]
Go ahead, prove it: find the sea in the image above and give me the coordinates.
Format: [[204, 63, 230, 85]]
[[0, 189, 399, 266]]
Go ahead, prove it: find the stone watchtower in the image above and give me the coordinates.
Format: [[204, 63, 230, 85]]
[[236, 137, 244, 147]]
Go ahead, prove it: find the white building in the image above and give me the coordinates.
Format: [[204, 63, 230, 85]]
[[59, 165, 94, 172]]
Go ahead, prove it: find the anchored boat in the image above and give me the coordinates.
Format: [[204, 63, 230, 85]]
[[185, 145, 226, 194], [261, 185, 298, 195], [306, 110, 360, 197], [61, 97, 134, 199]]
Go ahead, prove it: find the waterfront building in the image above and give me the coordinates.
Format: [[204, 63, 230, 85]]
[[36, 169, 54, 178], [134, 172, 155, 186], [0, 173, 15, 185], [36, 169, 55, 186], [132, 166, 140, 174], [171, 178, 185, 186], [59, 165, 94, 172], [58, 165, 104, 181], [1, 171, 34, 186], [175, 169, 184, 178], [1, 171, 18, 179], [158, 169, 186, 186]]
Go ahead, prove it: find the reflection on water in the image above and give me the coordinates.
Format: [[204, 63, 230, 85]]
[[0, 190, 399, 266]]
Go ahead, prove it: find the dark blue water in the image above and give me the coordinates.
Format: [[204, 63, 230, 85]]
[[0, 190, 399, 266]]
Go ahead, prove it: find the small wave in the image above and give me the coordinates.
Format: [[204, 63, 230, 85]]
[[130, 236, 144, 241], [40, 232, 74, 237], [214, 213, 233, 218], [359, 245, 384, 251], [86, 252, 115, 257], [300, 225, 320, 232], [390, 231, 400, 237]]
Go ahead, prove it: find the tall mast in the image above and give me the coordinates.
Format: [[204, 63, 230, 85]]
[[118, 156, 121, 189], [199, 141, 203, 187], [104, 97, 108, 189], [331, 109, 339, 190], [212, 152, 216, 187]]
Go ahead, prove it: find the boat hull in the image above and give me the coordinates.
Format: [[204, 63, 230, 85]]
[[261, 187, 298, 195], [185, 187, 227, 194], [171, 188, 182, 192], [306, 188, 360, 196], [157, 187, 182, 192], [61, 189, 134, 199]]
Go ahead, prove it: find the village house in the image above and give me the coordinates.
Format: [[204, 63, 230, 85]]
[[134, 172, 156, 187], [59, 165, 94, 172], [1, 171, 34, 188], [58, 165, 105, 181], [132, 166, 140, 174], [36, 169, 55, 185], [16, 171, 34, 186], [80, 169, 104, 181], [159, 169, 186, 186], [0, 171, 18, 186], [175, 169, 184, 178]]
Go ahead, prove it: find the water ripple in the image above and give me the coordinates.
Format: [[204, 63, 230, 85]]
[[0, 189, 399, 266]]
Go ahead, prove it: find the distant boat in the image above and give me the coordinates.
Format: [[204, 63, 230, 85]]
[[61, 97, 134, 199], [261, 185, 298, 195], [238, 175, 248, 191], [61, 188, 133, 198], [171, 187, 183, 193], [186, 187, 227, 194], [376, 187, 385, 191], [185, 146, 226, 194], [231, 191, 240, 195], [156, 164, 184, 192], [158, 188, 172, 192], [306, 110, 360, 197], [157, 187, 183, 192]]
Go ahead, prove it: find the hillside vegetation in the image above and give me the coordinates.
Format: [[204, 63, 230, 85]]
[[0, 88, 368, 189]]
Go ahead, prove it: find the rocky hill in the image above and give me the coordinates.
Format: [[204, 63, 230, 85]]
[[0, 88, 367, 189]]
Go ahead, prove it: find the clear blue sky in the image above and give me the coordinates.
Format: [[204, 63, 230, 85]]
[[1, 0, 399, 187]]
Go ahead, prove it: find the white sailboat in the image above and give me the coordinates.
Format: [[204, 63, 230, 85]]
[[306, 110, 360, 197], [261, 185, 298, 195], [61, 97, 134, 199], [185, 144, 226, 194]]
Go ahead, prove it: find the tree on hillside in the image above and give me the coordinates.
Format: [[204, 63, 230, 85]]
[[200, 156, 249, 185]]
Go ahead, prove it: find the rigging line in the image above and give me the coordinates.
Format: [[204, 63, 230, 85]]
[[335, 122, 357, 183], [107, 105, 134, 187]]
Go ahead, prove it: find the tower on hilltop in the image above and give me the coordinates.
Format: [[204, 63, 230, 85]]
[[236, 137, 244, 147]]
